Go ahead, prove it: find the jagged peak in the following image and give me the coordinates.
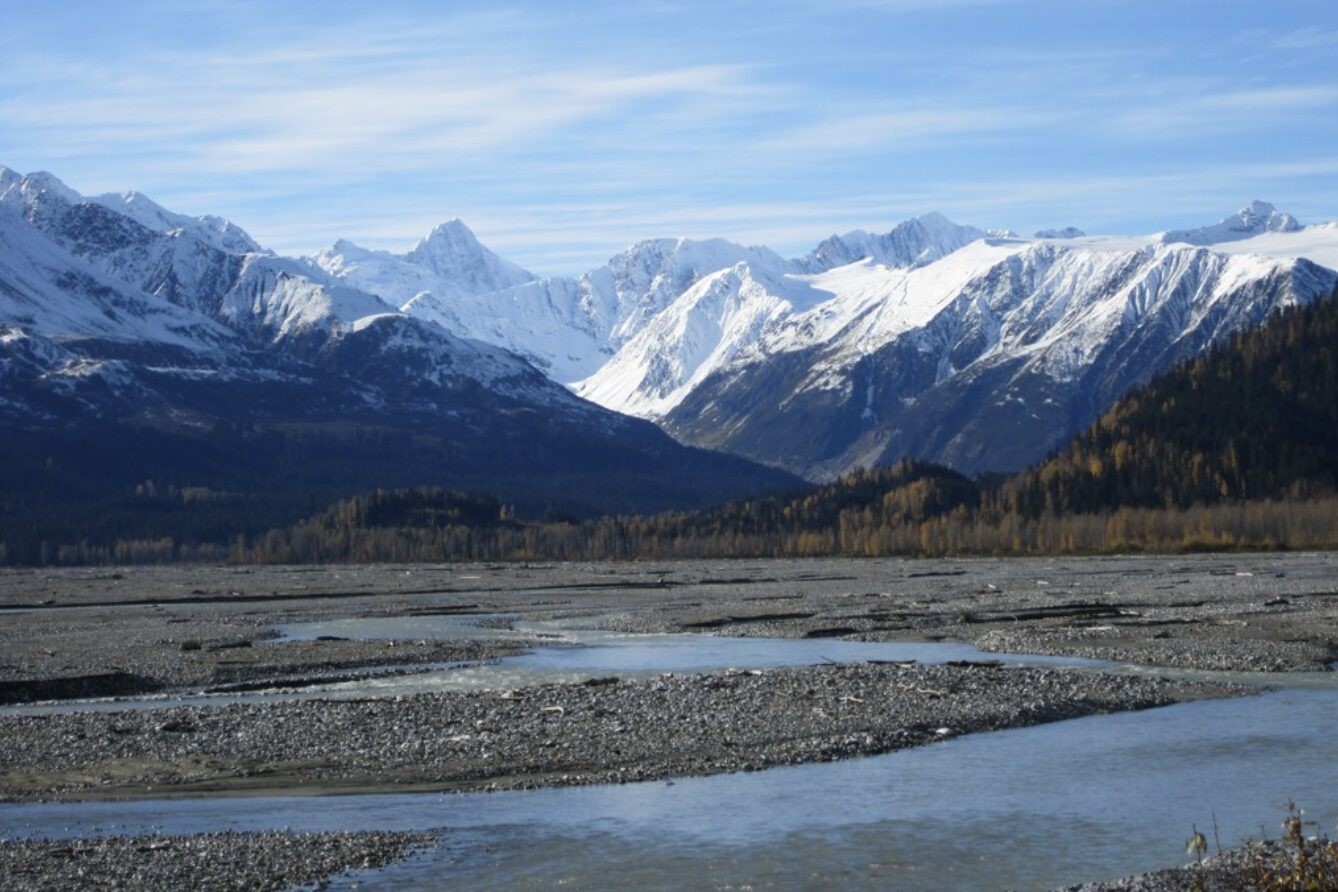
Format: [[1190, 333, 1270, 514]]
[[325, 237, 372, 256], [909, 210, 957, 229], [397, 217, 535, 288], [801, 212, 984, 273], [19, 170, 82, 204], [1235, 199, 1301, 232], [410, 218, 481, 253], [607, 235, 785, 274], [1161, 201, 1303, 246]]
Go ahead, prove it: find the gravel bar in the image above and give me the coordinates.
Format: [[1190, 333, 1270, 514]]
[[0, 662, 1237, 801], [0, 830, 433, 891]]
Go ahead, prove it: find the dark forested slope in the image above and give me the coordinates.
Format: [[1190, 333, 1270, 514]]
[[995, 290, 1338, 516], [237, 292, 1338, 563]]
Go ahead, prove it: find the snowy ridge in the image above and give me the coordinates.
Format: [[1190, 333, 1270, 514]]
[[93, 191, 261, 255], [1160, 200, 1302, 246], [574, 260, 825, 417], [4, 165, 1337, 480], [580, 203, 1338, 452], [796, 213, 987, 273], [0, 165, 605, 423], [347, 234, 794, 382], [660, 221, 1338, 477], [310, 219, 535, 307]]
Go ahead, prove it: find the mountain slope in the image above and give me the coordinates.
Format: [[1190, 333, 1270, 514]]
[[795, 213, 986, 273], [318, 231, 793, 382], [572, 260, 828, 416], [0, 166, 800, 561], [246, 291, 1338, 565], [997, 286, 1338, 514], [660, 214, 1338, 478]]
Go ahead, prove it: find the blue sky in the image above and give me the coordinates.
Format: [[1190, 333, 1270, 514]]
[[3, 0, 1338, 274]]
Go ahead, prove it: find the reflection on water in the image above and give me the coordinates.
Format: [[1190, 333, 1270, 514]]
[[2, 688, 1335, 890], [1, 616, 1112, 716]]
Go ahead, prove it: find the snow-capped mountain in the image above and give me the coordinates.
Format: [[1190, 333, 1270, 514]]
[[1160, 200, 1302, 246], [649, 205, 1338, 477], [7, 163, 1336, 490], [669, 239, 1335, 477], [794, 213, 986, 273], [0, 164, 797, 516], [0, 165, 588, 407], [316, 229, 792, 382], [573, 260, 826, 417], [558, 201, 1335, 478], [307, 198, 1338, 480], [310, 219, 535, 312]]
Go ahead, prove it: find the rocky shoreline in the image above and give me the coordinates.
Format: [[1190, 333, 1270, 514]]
[[0, 830, 433, 891]]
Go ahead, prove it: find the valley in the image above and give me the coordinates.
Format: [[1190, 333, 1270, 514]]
[[1, 555, 1334, 888]]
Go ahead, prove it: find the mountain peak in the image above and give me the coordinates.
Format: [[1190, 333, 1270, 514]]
[[799, 212, 985, 273], [328, 238, 369, 255], [913, 211, 955, 229], [1235, 200, 1301, 233], [321, 216, 535, 296], [407, 218, 483, 263], [1161, 201, 1303, 246], [90, 188, 261, 254], [19, 170, 82, 205], [608, 236, 788, 283], [411, 218, 483, 253], [1035, 226, 1086, 239]]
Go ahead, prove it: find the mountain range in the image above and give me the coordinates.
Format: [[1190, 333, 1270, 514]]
[[3, 162, 1337, 553], [0, 165, 798, 559], [311, 195, 1338, 478]]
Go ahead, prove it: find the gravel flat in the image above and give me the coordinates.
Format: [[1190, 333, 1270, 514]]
[[0, 661, 1236, 801], [0, 830, 432, 891], [2, 555, 1334, 687], [0, 554, 1331, 889]]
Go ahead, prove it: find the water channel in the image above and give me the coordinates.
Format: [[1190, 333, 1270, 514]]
[[2, 615, 1335, 889]]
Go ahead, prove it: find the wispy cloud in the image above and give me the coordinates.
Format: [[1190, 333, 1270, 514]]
[[1108, 85, 1338, 136], [760, 107, 1057, 153], [1270, 26, 1338, 50], [2, 0, 1336, 272]]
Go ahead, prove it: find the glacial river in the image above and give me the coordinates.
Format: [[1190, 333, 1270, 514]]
[[1, 616, 1335, 890]]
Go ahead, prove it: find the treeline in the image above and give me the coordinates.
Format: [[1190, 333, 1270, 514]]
[[995, 292, 1338, 516], [9, 289, 1338, 565], [234, 473, 1338, 565]]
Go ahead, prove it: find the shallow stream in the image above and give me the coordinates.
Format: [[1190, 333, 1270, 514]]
[[0, 614, 1112, 716], [2, 616, 1336, 889]]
